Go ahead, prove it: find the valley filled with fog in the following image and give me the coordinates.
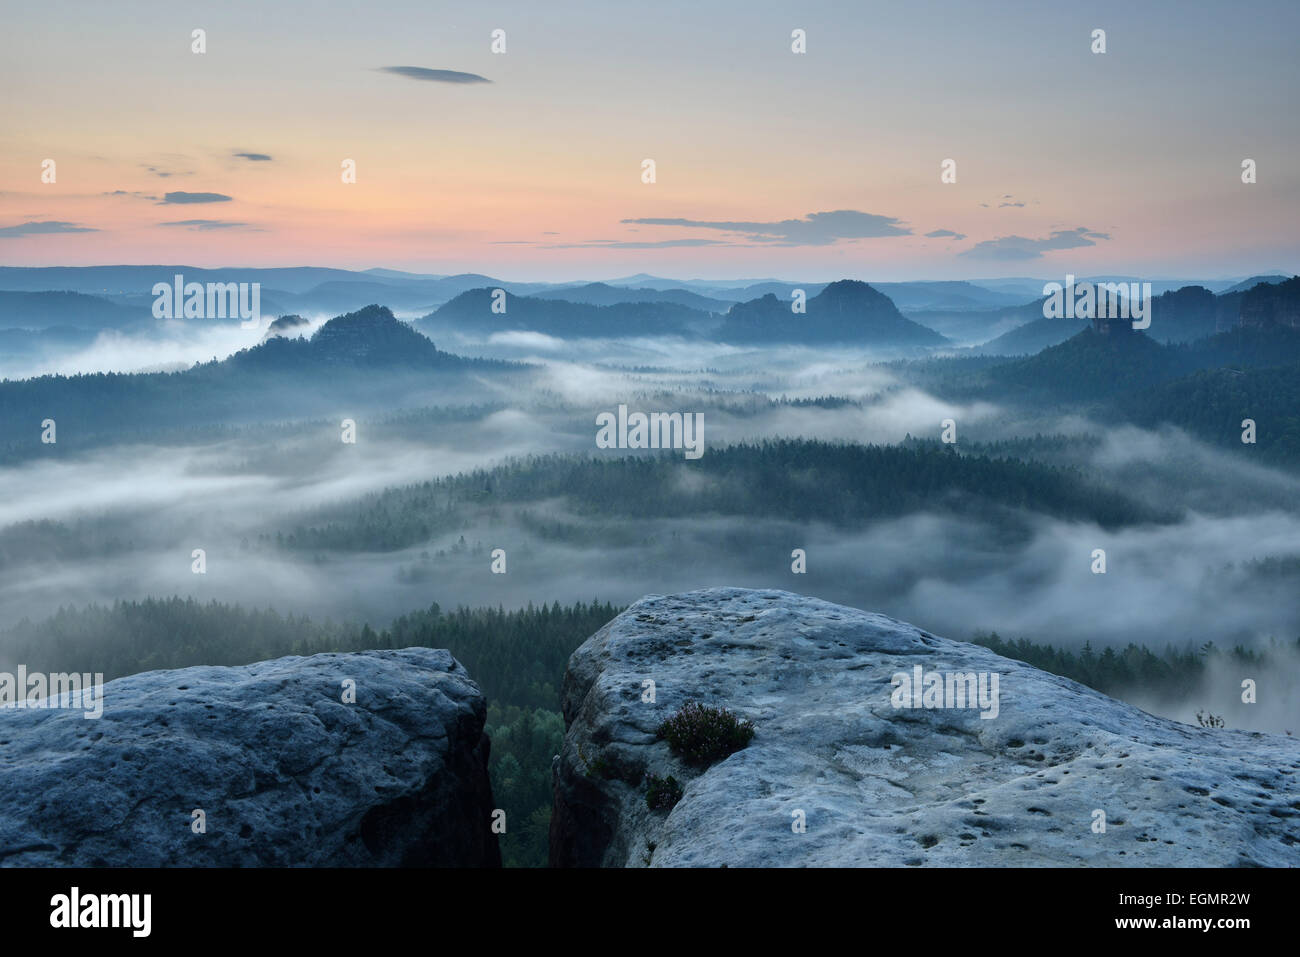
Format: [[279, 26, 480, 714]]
[[3, 270, 1299, 742]]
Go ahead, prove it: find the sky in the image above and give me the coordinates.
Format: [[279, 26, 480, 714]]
[[1, 0, 1297, 281]]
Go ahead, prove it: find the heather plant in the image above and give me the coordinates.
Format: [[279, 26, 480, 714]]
[[656, 701, 755, 766], [645, 774, 683, 811]]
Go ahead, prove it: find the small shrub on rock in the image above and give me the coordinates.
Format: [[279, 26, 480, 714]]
[[656, 701, 755, 766], [645, 774, 683, 811]]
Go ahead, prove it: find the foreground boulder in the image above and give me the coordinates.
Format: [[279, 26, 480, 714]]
[[550, 588, 1300, 867], [0, 648, 500, 866]]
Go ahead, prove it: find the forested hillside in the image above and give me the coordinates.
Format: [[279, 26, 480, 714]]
[[275, 439, 1172, 554]]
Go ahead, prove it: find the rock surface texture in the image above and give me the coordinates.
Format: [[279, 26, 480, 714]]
[[550, 587, 1300, 867], [0, 648, 500, 866]]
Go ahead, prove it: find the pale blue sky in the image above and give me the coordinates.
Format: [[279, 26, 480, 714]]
[[1, 0, 1296, 279]]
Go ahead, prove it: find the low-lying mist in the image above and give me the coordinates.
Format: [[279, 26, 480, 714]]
[[2, 331, 1297, 733]]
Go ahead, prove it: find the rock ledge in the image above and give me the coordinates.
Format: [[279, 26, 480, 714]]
[[0, 647, 499, 867], [550, 587, 1300, 867]]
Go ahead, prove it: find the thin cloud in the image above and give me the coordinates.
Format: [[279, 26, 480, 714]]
[[621, 209, 911, 246], [960, 227, 1110, 261], [142, 165, 193, 178], [544, 238, 728, 249], [926, 228, 967, 240], [0, 220, 98, 238], [159, 191, 233, 205], [233, 152, 272, 161], [158, 219, 251, 230], [378, 66, 491, 84]]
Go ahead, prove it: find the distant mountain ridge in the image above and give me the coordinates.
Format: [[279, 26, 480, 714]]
[[975, 281, 1286, 356], [988, 321, 1300, 403], [873, 280, 1032, 312], [0, 305, 522, 454], [1220, 274, 1292, 295], [975, 306, 1089, 356], [420, 288, 715, 339], [0, 290, 151, 330], [533, 282, 731, 313], [2, 268, 1292, 347], [715, 280, 947, 346]]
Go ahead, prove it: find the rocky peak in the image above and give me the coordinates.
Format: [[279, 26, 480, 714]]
[[309, 304, 442, 362], [550, 587, 1300, 867], [1240, 276, 1300, 330], [0, 648, 499, 866]]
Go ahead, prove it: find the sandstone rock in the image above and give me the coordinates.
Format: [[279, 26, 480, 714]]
[[550, 587, 1300, 867], [0, 648, 499, 866]]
